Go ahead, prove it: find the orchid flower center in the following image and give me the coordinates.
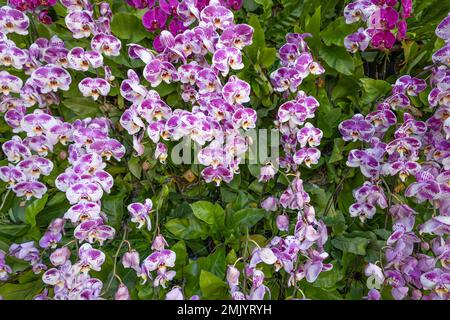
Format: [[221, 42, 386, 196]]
[[2, 56, 12, 65], [5, 21, 14, 31]]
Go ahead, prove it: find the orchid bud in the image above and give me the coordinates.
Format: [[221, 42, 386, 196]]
[[226, 265, 240, 287], [165, 287, 184, 300], [261, 196, 278, 212], [122, 250, 140, 271], [115, 284, 131, 300], [276, 214, 289, 232], [151, 235, 168, 251], [50, 246, 71, 266]]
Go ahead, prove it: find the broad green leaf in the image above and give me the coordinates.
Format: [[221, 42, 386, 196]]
[[63, 97, 99, 117], [320, 45, 354, 76], [305, 6, 321, 51], [321, 17, 356, 47], [111, 13, 148, 42], [197, 246, 226, 278], [360, 78, 391, 104], [0, 224, 29, 238], [102, 188, 127, 230], [247, 15, 265, 61], [253, 0, 274, 20], [0, 281, 44, 300], [329, 138, 345, 163], [165, 216, 208, 240], [230, 208, 265, 230], [128, 157, 142, 179], [190, 201, 225, 227], [199, 270, 228, 299], [312, 261, 343, 289], [259, 47, 277, 68], [25, 195, 48, 227], [172, 240, 188, 268], [302, 283, 342, 300], [331, 235, 371, 255]]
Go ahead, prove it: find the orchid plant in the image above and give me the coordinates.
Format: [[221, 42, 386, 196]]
[[0, 0, 448, 300]]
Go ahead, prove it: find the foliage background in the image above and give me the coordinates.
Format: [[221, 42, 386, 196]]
[[0, 0, 448, 299]]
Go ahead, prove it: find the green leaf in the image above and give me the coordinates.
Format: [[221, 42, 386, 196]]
[[305, 6, 321, 51], [312, 261, 343, 289], [111, 13, 148, 42], [128, 157, 142, 179], [165, 216, 208, 240], [0, 281, 44, 300], [319, 45, 354, 75], [360, 78, 391, 104], [102, 188, 127, 230], [302, 283, 342, 300], [331, 235, 371, 255], [199, 270, 228, 299], [258, 47, 277, 68], [190, 201, 225, 227], [253, 0, 273, 20], [172, 240, 188, 268], [317, 106, 342, 138], [321, 17, 356, 47], [329, 138, 345, 164], [0, 224, 29, 238], [63, 97, 99, 117], [25, 195, 48, 227], [197, 246, 226, 278], [230, 208, 265, 230], [247, 15, 265, 61]]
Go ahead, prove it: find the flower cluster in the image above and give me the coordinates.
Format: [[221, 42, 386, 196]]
[[8, 241, 47, 274], [342, 13, 450, 300], [0, 1, 126, 300], [122, 235, 177, 289], [7, 0, 57, 25], [223, 33, 331, 300], [54, 117, 124, 246], [343, 0, 412, 52], [126, 0, 243, 43], [41, 244, 106, 300], [270, 33, 324, 93], [120, 0, 255, 186], [339, 74, 426, 222]]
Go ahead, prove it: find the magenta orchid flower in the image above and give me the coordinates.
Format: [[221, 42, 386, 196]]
[[0, 5, 29, 35], [218, 24, 253, 50], [345, 28, 371, 53], [339, 114, 375, 142], [64, 202, 102, 224], [65, 10, 95, 39], [74, 218, 115, 245], [212, 47, 244, 76], [0, 42, 27, 69], [0, 164, 26, 187], [0, 70, 23, 95], [68, 47, 103, 71], [222, 76, 250, 105], [142, 7, 168, 32], [200, 5, 233, 30], [13, 181, 47, 200], [201, 165, 233, 186], [75, 243, 106, 274], [78, 77, 111, 101], [127, 199, 153, 231], [144, 59, 179, 87], [30, 64, 72, 93], [91, 33, 121, 57]]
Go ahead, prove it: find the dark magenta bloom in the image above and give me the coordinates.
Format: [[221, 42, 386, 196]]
[[142, 7, 168, 32]]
